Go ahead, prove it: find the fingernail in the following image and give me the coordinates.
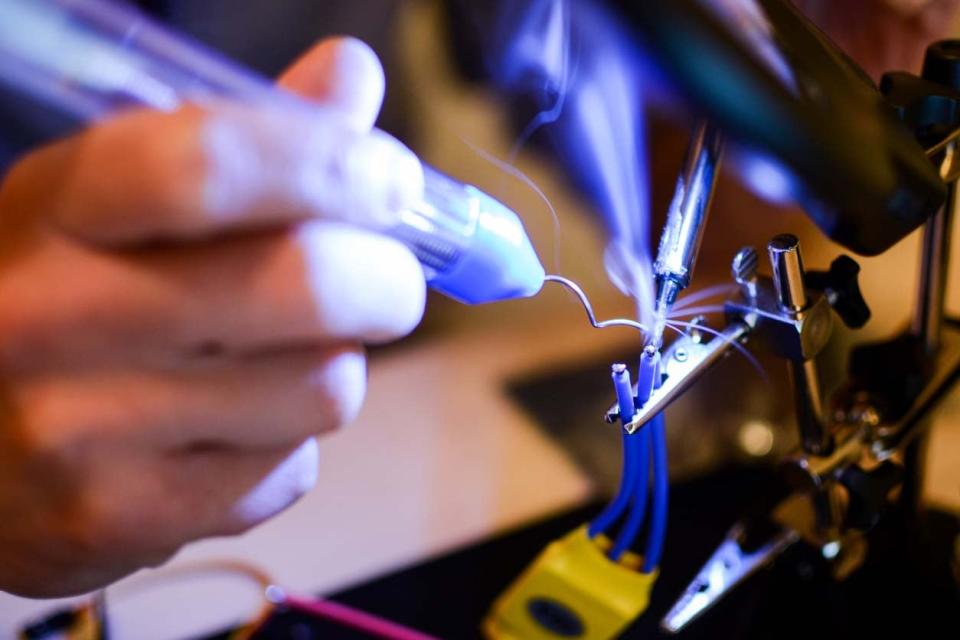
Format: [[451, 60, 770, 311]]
[[328, 37, 385, 131]]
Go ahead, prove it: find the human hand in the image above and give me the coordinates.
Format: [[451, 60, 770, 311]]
[[0, 37, 425, 597]]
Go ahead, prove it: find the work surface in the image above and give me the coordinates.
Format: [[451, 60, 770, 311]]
[[253, 468, 960, 639]]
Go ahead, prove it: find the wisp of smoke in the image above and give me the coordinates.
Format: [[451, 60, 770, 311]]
[[460, 138, 565, 275], [493, 0, 657, 331]]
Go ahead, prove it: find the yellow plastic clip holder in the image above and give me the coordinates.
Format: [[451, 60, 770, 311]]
[[483, 525, 658, 639]]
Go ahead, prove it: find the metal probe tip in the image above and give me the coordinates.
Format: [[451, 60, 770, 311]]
[[650, 317, 667, 350], [651, 278, 680, 349]]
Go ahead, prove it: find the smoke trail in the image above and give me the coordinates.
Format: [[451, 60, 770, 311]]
[[459, 138, 564, 275], [504, 0, 577, 166], [570, 56, 655, 330], [541, 1, 657, 330], [469, 0, 658, 328]]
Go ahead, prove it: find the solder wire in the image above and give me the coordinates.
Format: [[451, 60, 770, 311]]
[[544, 275, 649, 333]]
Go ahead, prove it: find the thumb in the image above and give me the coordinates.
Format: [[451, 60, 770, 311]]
[[278, 37, 386, 132]]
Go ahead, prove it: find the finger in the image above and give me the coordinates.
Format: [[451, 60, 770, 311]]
[[0, 222, 425, 367], [136, 222, 425, 352], [14, 345, 367, 450], [156, 438, 322, 538], [7, 103, 423, 245], [278, 37, 385, 131], [53, 439, 319, 582]]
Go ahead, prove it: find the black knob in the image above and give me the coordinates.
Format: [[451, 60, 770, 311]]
[[922, 40, 960, 90], [840, 461, 903, 530], [806, 255, 871, 329]]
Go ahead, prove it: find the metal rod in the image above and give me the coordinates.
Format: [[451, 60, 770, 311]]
[[651, 121, 724, 347], [912, 179, 957, 353], [766, 235, 831, 455], [789, 358, 831, 455], [768, 234, 809, 312]]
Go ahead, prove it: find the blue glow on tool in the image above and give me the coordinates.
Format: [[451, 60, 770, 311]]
[[0, 0, 546, 305]]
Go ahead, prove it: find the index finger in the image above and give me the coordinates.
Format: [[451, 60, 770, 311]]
[[278, 37, 386, 132], [3, 103, 423, 246]]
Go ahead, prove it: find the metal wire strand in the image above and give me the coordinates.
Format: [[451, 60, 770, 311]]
[[545, 275, 649, 333], [670, 283, 737, 311]]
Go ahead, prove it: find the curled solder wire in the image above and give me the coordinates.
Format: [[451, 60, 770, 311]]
[[545, 274, 768, 382], [545, 274, 649, 333], [545, 275, 732, 333]]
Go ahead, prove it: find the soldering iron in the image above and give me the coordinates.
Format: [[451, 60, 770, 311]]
[[650, 121, 722, 348], [0, 0, 546, 306]]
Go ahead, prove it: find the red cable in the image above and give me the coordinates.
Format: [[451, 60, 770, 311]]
[[279, 592, 441, 640]]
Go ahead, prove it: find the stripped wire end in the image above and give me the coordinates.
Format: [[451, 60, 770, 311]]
[[544, 275, 649, 334], [611, 363, 637, 426], [616, 346, 661, 434], [637, 344, 662, 407]]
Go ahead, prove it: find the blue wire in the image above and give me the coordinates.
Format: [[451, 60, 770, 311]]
[[608, 427, 651, 559], [590, 348, 668, 568], [589, 365, 637, 537], [642, 412, 669, 573], [588, 428, 637, 537]]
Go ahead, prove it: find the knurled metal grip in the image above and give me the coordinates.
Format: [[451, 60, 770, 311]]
[[731, 246, 759, 300]]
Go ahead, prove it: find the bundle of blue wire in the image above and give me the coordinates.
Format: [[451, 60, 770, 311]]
[[588, 354, 669, 573]]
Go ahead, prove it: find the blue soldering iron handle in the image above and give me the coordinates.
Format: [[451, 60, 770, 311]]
[[0, 0, 545, 304]]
